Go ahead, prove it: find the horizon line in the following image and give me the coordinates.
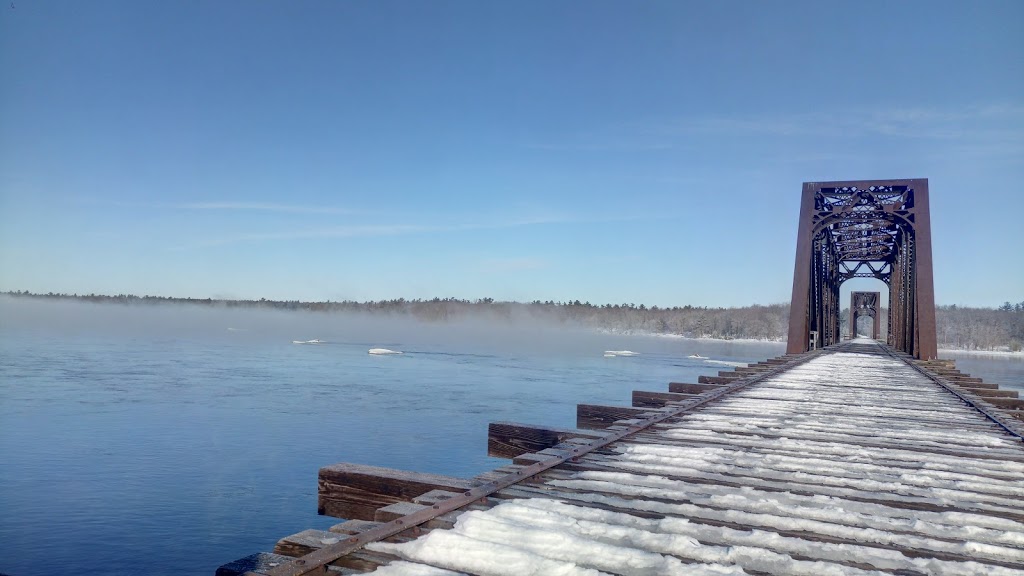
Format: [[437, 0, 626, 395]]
[[2, 289, 1019, 311]]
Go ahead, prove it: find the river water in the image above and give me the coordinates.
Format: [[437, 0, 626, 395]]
[[0, 298, 1021, 575]]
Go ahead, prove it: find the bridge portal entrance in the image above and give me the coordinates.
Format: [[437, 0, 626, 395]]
[[850, 291, 881, 340], [786, 179, 937, 359]]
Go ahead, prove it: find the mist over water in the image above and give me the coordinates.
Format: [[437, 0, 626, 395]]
[[0, 296, 668, 358], [1, 296, 1020, 575]]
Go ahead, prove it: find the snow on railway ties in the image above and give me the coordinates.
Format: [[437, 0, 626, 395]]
[[220, 341, 1024, 576]]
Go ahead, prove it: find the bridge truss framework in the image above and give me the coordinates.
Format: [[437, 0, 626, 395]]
[[786, 179, 937, 359]]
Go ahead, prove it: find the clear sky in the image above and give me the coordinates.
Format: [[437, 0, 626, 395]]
[[1, 1, 1021, 307]]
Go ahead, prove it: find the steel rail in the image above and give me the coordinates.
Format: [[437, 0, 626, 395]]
[[247, 351, 823, 576]]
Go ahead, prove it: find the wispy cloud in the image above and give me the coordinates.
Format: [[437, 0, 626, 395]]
[[532, 103, 1024, 150], [188, 224, 439, 248], [179, 211, 664, 249], [526, 141, 675, 152], [178, 202, 354, 215], [664, 104, 1024, 141], [101, 199, 358, 215]]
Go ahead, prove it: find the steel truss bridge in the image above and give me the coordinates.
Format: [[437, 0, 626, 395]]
[[786, 179, 937, 359]]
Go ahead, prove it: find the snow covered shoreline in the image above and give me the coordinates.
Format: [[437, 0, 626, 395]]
[[594, 328, 1023, 356], [939, 348, 1024, 358], [591, 328, 784, 345]]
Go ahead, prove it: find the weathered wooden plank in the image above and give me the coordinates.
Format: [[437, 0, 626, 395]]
[[630, 423, 1024, 463], [702, 402, 1002, 432], [632, 390, 699, 408], [318, 463, 476, 520], [553, 455, 1024, 523], [512, 449, 570, 466], [275, 529, 345, 557], [668, 382, 724, 394], [576, 404, 669, 429], [556, 435, 1024, 489], [328, 549, 403, 573], [755, 380, 949, 395], [494, 483, 1022, 570], [703, 405, 1003, 432], [472, 464, 526, 483], [717, 370, 745, 378], [960, 387, 1018, 398], [982, 397, 1024, 410], [698, 375, 736, 385], [535, 461, 1024, 522], [942, 375, 985, 384], [329, 519, 383, 535], [719, 393, 992, 416], [216, 553, 292, 576], [374, 501, 430, 522], [733, 366, 768, 374], [487, 421, 608, 459], [412, 489, 463, 506], [277, 530, 420, 568], [947, 381, 998, 390], [918, 359, 956, 368]]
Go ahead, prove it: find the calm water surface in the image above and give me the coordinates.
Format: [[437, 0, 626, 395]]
[[939, 351, 1024, 393], [1, 299, 1021, 575]]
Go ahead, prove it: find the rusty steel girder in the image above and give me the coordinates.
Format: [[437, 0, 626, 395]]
[[786, 179, 937, 359]]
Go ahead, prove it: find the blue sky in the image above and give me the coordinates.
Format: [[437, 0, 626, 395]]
[[1, 1, 1021, 307]]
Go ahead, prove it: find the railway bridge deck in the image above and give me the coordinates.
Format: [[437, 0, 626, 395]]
[[220, 340, 1024, 576]]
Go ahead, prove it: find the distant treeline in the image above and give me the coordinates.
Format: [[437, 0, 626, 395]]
[[936, 303, 1024, 352], [3, 291, 1022, 351]]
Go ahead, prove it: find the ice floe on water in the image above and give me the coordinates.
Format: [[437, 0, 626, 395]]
[[703, 359, 748, 367], [369, 347, 403, 355]]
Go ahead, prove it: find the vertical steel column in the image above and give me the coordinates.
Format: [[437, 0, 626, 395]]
[[891, 238, 904, 352], [850, 292, 858, 341], [786, 184, 817, 354], [873, 303, 881, 340], [913, 182, 938, 360], [829, 249, 840, 346]]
